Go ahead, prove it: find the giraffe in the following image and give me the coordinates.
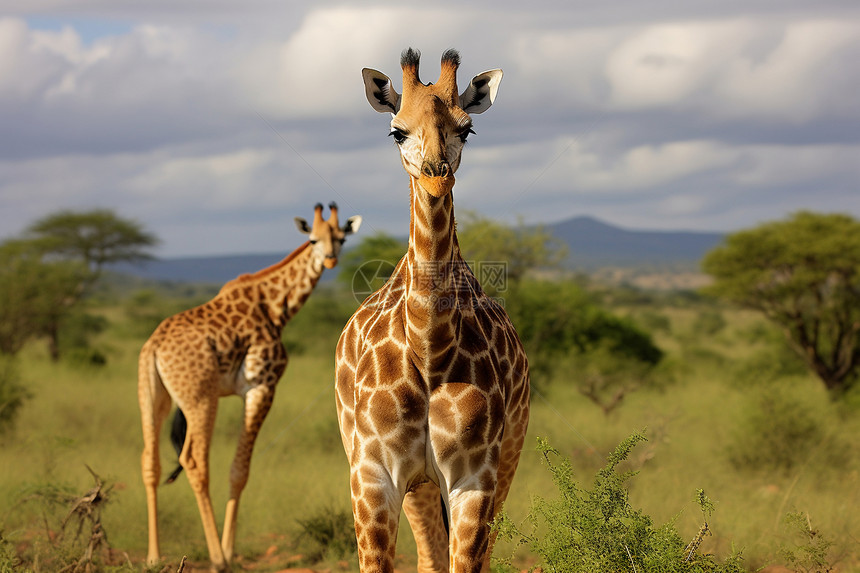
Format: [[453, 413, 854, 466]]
[[335, 48, 530, 573], [138, 202, 361, 571]]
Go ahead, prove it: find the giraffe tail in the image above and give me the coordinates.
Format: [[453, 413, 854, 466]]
[[163, 408, 187, 485]]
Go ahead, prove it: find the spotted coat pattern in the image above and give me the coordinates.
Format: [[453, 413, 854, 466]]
[[139, 204, 358, 571], [337, 50, 530, 573]]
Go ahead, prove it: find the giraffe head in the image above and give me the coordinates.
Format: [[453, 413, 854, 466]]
[[294, 202, 361, 269], [362, 48, 503, 198]]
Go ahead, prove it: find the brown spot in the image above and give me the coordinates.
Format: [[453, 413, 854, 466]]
[[459, 326, 489, 356], [356, 500, 371, 522], [369, 392, 398, 435], [392, 385, 425, 422], [374, 340, 402, 374], [446, 353, 472, 383]]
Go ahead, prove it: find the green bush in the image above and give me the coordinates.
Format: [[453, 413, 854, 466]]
[[2, 468, 118, 572], [778, 512, 835, 573], [56, 311, 110, 367], [0, 533, 21, 573], [692, 310, 727, 337], [295, 504, 357, 563], [492, 433, 745, 573], [636, 310, 672, 334], [726, 387, 845, 473], [730, 345, 807, 389], [505, 280, 664, 397]]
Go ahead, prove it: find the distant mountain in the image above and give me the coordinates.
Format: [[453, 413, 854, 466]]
[[110, 216, 726, 284], [109, 252, 304, 285], [546, 216, 724, 268]]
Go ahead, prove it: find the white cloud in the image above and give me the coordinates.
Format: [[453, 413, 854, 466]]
[[717, 20, 860, 121], [2, 5, 860, 256], [502, 17, 860, 124], [605, 21, 746, 109]]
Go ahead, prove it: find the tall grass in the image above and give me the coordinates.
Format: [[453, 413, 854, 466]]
[[0, 291, 858, 571]]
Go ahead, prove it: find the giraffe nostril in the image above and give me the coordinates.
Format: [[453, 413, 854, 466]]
[[439, 163, 450, 178], [421, 163, 435, 178]]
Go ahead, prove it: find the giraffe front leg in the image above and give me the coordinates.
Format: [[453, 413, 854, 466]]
[[221, 381, 276, 562]]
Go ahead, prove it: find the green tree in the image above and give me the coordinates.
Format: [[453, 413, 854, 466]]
[[701, 211, 860, 397], [0, 240, 85, 356], [338, 232, 408, 300], [26, 208, 158, 283], [457, 212, 568, 295], [1, 209, 158, 359]]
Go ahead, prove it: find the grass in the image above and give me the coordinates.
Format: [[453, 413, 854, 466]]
[[1, 293, 859, 571]]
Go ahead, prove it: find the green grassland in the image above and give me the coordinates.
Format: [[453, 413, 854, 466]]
[[1, 285, 859, 572]]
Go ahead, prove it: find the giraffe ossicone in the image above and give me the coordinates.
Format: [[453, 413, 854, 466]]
[[138, 202, 360, 572], [337, 48, 530, 573]]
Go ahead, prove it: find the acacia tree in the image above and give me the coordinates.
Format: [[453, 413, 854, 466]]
[[27, 208, 158, 284], [3, 209, 159, 359], [702, 211, 860, 397], [0, 240, 86, 356]]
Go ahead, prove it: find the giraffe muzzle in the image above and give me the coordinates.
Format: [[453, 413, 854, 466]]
[[324, 256, 338, 269], [418, 174, 455, 197]]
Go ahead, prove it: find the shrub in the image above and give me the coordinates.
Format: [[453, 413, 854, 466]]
[[492, 433, 745, 573], [692, 310, 727, 337], [778, 512, 835, 573], [295, 504, 357, 564], [726, 388, 845, 473], [57, 311, 110, 367], [0, 533, 21, 573], [730, 345, 807, 389], [3, 468, 115, 571], [505, 280, 664, 401]]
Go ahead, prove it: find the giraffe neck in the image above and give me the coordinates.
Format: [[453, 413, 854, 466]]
[[240, 242, 324, 329], [405, 177, 463, 371]]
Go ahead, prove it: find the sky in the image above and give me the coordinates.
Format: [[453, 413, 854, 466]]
[[2, 1, 859, 258]]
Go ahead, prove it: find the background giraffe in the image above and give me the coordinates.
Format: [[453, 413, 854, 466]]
[[138, 202, 361, 571], [336, 49, 530, 573]]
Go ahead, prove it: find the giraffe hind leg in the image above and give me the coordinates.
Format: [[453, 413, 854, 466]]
[[177, 393, 228, 571], [138, 347, 172, 566], [403, 481, 449, 573]]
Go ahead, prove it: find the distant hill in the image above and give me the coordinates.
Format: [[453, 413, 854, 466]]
[[110, 216, 725, 284], [109, 252, 303, 285], [547, 216, 724, 268]]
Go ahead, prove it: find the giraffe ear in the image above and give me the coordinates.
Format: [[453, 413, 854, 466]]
[[362, 68, 400, 113], [343, 215, 362, 235], [294, 217, 311, 234], [459, 69, 503, 114]]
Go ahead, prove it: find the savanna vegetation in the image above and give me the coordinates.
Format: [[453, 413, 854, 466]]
[[0, 210, 858, 572]]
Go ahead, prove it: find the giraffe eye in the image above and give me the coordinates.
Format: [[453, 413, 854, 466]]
[[459, 128, 476, 143], [309, 239, 318, 245], [389, 128, 407, 145]]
